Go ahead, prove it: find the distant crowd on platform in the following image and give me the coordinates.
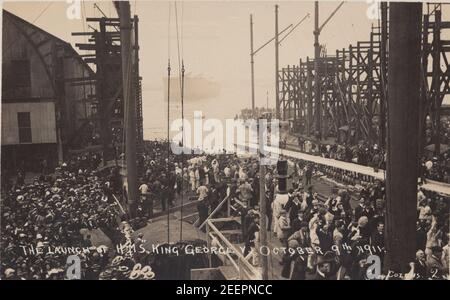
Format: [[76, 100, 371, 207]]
[[295, 137, 450, 184]]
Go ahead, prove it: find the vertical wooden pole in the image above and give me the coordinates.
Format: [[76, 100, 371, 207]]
[[275, 5, 280, 120], [385, 2, 422, 274], [250, 14, 255, 112], [379, 2, 388, 149], [258, 119, 268, 280], [314, 1, 321, 140], [119, 1, 138, 218]]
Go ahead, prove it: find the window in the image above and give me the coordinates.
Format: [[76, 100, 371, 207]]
[[17, 112, 32, 143]]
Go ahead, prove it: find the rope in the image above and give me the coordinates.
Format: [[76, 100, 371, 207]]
[[175, 2, 183, 93], [166, 2, 172, 244], [32, 2, 53, 24], [180, 62, 185, 242], [175, 2, 184, 242], [181, 2, 184, 59], [175, 1, 186, 242], [168, 2, 171, 60]]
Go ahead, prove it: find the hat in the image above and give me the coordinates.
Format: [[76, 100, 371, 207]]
[[111, 256, 125, 266], [99, 269, 113, 280], [142, 271, 155, 280], [317, 251, 335, 266], [4, 268, 15, 278], [141, 266, 155, 280], [129, 269, 142, 280], [141, 265, 152, 274], [358, 216, 369, 227], [118, 266, 129, 273], [288, 239, 299, 248], [132, 263, 142, 272]]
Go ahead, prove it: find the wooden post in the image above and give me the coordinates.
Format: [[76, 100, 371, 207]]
[[206, 222, 212, 268], [275, 5, 280, 119], [314, 1, 321, 140], [119, 1, 138, 218], [258, 119, 268, 280], [379, 2, 388, 149], [250, 14, 255, 111], [385, 2, 422, 274]]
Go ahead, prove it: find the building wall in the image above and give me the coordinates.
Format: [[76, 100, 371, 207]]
[[1, 102, 57, 145], [2, 10, 96, 153], [2, 13, 55, 101], [62, 54, 95, 141]]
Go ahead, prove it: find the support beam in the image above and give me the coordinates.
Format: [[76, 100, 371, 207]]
[[314, 1, 321, 140], [250, 14, 255, 111], [432, 9, 442, 156], [258, 121, 268, 280], [275, 5, 280, 120], [379, 2, 388, 149], [385, 2, 422, 274], [119, 1, 138, 218]]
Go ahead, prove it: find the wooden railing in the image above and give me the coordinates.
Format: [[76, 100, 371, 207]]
[[194, 194, 231, 229], [206, 218, 261, 280]]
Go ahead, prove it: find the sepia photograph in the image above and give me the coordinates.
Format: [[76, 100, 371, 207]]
[[0, 0, 449, 285]]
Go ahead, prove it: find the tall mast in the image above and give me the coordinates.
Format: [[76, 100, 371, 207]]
[[275, 5, 280, 120], [250, 14, 255, 112], [118, 0, 138, 217]]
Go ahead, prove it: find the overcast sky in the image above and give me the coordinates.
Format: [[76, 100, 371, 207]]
[[3, 1, 449, 139]]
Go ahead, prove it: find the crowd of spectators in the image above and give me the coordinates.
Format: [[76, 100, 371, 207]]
[[1, 148, 159, 280], [296, 137, 450, 183], [228, 154, 449, 280], [2, 139, 448, 280]]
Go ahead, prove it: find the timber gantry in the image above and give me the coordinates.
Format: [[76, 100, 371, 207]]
[[71, 15, 144, 166], [278, 4, 450, 155]]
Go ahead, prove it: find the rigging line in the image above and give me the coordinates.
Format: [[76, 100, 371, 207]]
[[166, 2, 172, 245], [82, 1, 94, 98], [3, 2, 54, 55], [181, 1, 184, 59], [174, 5, 185, 241], [80, 0, 88, 118], [175, 2, 183, 93], [167, 59, 172, 244], [94, 2, 108, 18], [32, 2, 53, 24], [94, 2, 119, 32], [121, 14, 135, 206], [179, 2, 185, 241], [168, 2, 171, 61], [180, 61, 185, 242]]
